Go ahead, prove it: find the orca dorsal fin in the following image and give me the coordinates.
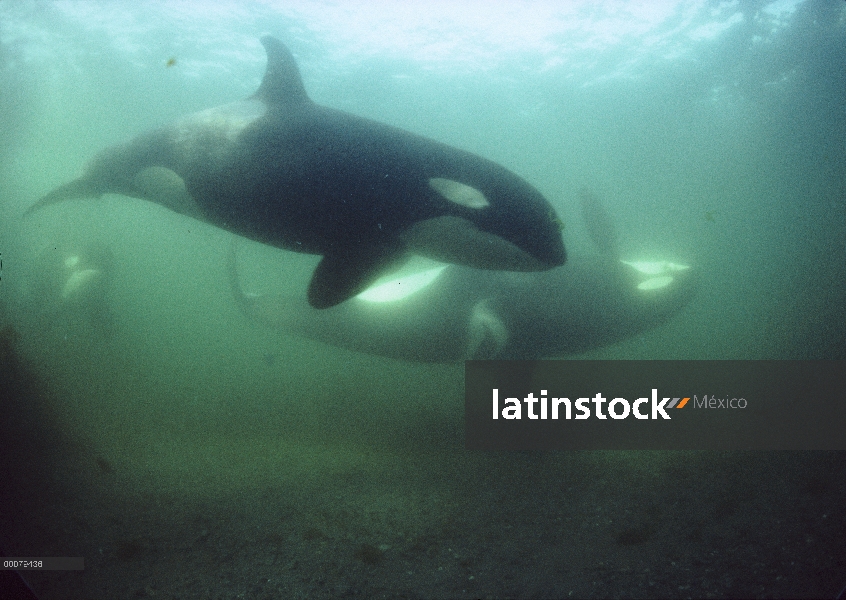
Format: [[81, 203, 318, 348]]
[[253, 36, 310, 105]]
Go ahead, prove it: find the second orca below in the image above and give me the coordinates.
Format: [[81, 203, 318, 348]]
[[25, 36, 566, 308], [228, 190, 697, 362], [229, 248, 697, 362]]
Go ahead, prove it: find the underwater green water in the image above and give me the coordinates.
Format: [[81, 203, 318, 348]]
[[1, 2, 844, 597]]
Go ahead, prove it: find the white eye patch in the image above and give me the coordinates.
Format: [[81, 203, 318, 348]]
[[428, 178, 489, 209]]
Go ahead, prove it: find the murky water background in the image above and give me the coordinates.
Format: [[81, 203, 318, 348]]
[[1, 2, 844, 598]]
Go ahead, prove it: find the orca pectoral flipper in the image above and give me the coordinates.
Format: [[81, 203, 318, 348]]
[[307, 243, 407, 309]]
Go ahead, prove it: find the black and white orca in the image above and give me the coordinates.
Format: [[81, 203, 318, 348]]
[[26, 36, 566, 308], [228, 191, 698, 361], [230, 252, 697, 362]]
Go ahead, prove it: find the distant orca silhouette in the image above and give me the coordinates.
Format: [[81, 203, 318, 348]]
[[25, 36, 566, 308], [228, 194, 697, 361], [27, 243, 116, 338]]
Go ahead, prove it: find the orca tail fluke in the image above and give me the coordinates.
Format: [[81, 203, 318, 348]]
[[24, 178, 99, 216]]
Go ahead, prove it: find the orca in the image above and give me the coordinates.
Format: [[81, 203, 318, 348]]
[[228, 194, 698, 361], [230, 251, 697, 361], [26, 243, 116, 338], [25, 36, 566, 308]]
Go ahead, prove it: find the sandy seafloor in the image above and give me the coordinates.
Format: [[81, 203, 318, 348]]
[[2, 342, 845, 599]]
